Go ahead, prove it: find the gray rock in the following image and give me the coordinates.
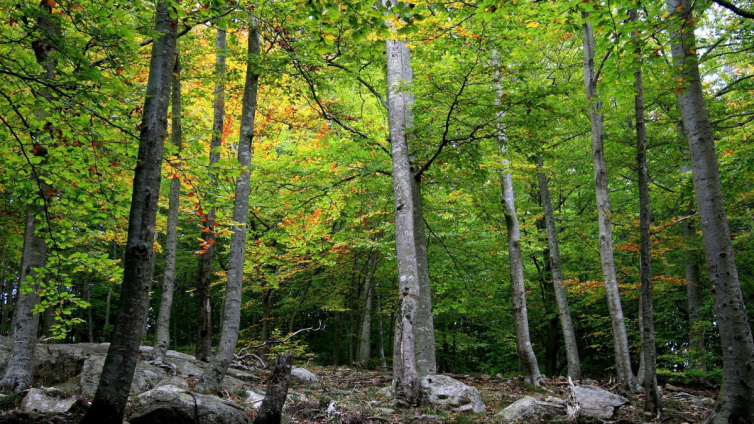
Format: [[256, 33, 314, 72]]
[[376, 386, 393, 398], [573, 385, 629, 419], [79, 356, 166, 396], [155, 376, 189, 390], [130, 385, 248, 424], [419, 375, 486, 414], [374, 407, 395, 415], [21, 387, 84, 414], [496, 396, 564, 422], [244, 389, 264, 409], [290, 367, 322, 389]]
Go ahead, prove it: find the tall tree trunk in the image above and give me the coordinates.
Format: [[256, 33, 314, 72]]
[[412, 175, 436, 377], [358, 258, 376, 365], [500, 154, 543, 385], [0, 0, 57, 393], [197, 16, 259, 392], [153, 49, 182, 364], [386, 17, 421, 405], [631, 11, 661, 411], [196, 27, 227, 363], [683, 201, 706, 371], [79, 2, 176, 421], [492, 50, 542, 384], [667, 0, 754, 421], [581, 14, 635, 390], [535, 157, 581, 379]]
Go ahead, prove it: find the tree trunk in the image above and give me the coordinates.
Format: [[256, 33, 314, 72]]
[[153, 49, 182, 364], [196, 26, 227, 363], [581, 14, 635, 390], [631, 11, 661, 411], [683, 201, 706, 371], [79, 3, 177, 421], [253, 352, 293, 424], [197, 16, 259, 392], [358, 258, 376, 365], [500, 155, 543, 385], [377, 289, 387, 369], [535, 156, 582, 379], [412, 174, 436, 377], [0, 0, 57, 393], [387, 24, 421, 405], [667, 0, 754, 421]]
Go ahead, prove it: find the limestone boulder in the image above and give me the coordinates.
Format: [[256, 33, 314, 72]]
[[290, 367, 322, 389], [573, 385, 630, 419], [129, 385, 249, 424], [21, 387, 86, 414], [79, 356, 166, 396], [419, 375, 486, 414], [496, 396, 564, 422]]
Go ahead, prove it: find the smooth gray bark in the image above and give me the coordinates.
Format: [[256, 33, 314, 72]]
[[683, 201, 706, 371], [500, 155, 543, 385], [196, 27, 227, 363], [197, 17, 259, 392], [377, 289, 387, 369], [358, 258, 376, 364], [412, 173, 436, 377], [79, 2, 177, 421], [667, 0, 754, 421], [535, 157, 582, 380], [153, 49, 182, 364], [630, 13, 661, 411], [0, 0, 57, 393], [581, 14, 635, 390], [387, 30, 421, 405]]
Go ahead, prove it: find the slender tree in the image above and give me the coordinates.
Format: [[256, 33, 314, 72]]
[[535, 157, 582, 380], [667, 0, 754, 421], [0, 0, 58, 393], [153, 48, 182, 364], [630, 7, 660, 413], [79, 2, 177, 420], [197, 15, 260, 392], [358, 257, 376, 364], [196, 26, 227, 362], [581, 12, 635, 390]]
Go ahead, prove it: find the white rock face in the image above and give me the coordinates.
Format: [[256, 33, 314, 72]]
[[496, 396, 564, 422], [573, 385, 630, 419], [419, 375, 486, 414], [21, 388, 82, 414], [290, 367, 322, 388], [79, 356, 166, 396], [244, 388, 265, 410]]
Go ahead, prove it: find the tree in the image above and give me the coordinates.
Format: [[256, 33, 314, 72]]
[[581, 10, 635, 390], [195, 25, 227, 363], [79, 1, 177, 420], [667, 0, 754, 421], [197, 13, 260, 392], [0, 0, 58, 393], [153, 48, 182, 364]]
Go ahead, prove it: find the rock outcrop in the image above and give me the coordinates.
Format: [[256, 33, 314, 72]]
[[496, 396, 564, 422], [129, 385, 249, 424], [573, 384, 630, 419]]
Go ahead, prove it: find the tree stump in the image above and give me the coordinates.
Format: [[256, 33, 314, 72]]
[[253, 352, 294, 424]]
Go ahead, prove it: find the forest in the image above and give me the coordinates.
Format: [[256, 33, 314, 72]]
[[0, 0, 753, 422]]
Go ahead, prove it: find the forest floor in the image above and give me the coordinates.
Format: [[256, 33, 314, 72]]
[[0, 360, 716, 423], [276, 366, 716, 423]]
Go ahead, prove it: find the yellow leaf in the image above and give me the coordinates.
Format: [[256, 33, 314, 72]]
[[526, 21, 539, 28], [661, 12, 669, 18], [324, 34, 335, 41]]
